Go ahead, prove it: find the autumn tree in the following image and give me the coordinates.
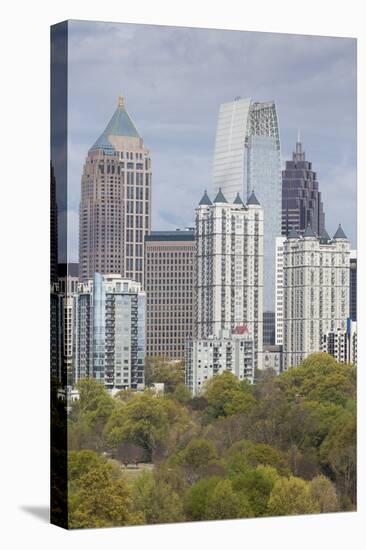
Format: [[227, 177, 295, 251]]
[[268, 476, 319, 516]]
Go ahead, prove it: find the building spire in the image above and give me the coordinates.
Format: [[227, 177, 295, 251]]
[[297, 127, 301, 143], [118, 95, 125, 107]]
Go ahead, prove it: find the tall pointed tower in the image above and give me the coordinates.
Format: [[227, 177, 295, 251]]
[[281, 137, 325, 237], [79, 96, 152, 284]]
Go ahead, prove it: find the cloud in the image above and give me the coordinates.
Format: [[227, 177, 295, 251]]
[[63, 20, 357, 257]]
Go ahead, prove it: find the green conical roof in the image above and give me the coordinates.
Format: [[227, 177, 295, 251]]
[[90, 96, 140, 152], [303, 224, 316, 238], [199, 190, 212, 206], [213, 188, 228, 203], [333, 224, 347, 240], [320, 228, 331, 242], [233, 192, 244, 205], [247, 190, 260, 206], [287, 228, 299, 239]]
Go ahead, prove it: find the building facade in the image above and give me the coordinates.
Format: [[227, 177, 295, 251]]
[[212, 98, 281, 315], [283, 225, 350, 369], [58, 263, 79, 385], [275, 236, 286, 346], [322, 318, 357, 366], [73, 273, 145, 391], [186, 330, 254, 395], [194, 188, 263, 370], [79, 96, 151, 285], [349, 250, 357, 321], [262, 345, 283, 375], [282, 137, 325, 237], [144, 229, 195, 359]]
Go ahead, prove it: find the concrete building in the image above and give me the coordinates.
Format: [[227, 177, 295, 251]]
[[212, 98, 281, 317], [144, 229, 195, 359], [275, 236, 286, 346], [262, 345, 283, 374], [58, 263, 79, 385], [79, 96, 151, 285], [322, 318, 357, 366], [73, 273, 146, 391], [349, 250, 357, 321], [194, 188, 263, 370], [283, 224, 350, 369], [282, 137, 325, 237], [186, 330, 254, 396]]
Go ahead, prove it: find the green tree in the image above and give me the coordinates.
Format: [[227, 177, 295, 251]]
[[225, 440, 290, 477], [132, 470, 184, 524], [178, 438, 218, 483], [68, 450, 142, 528], [268, 476, 320, 516], [184, 476, 221, 521], [278, 354, 356, 407], [206, 479, 253, 520], [231, 466, 277, 517], [145, 358, 185, 393], [68, 378, 115, 451], [204, 371, 256, 419], [106, 392, 170, 461]]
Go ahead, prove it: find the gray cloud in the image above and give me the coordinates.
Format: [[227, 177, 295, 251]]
[[64, 20, 357, 261]]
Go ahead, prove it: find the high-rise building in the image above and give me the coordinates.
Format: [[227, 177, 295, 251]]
[[58, 263, 79, 384], [194, 188, 263, 370], [283, 224, 350, 369], [144, 229, 195, 359], [275, 236, 286, 346], [282, 137, 325, 237], [212, 98, 281, 314], [186, 329, 254, 396], [349, 250, 357, 321], [79, 96, 151, 285], [73, 273, 146, 391]]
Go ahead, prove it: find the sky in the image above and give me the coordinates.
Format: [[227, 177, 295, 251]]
[[63, 20, 357, 261]]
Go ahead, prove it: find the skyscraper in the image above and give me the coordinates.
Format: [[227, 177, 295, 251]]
[[144, 229, 195, 359], [349, 250, 357, 321], [194, 188, 264, 370], [283, 224, 350, 369], [282, 137, 325, 237], [79, 96, 151, 284], [212, 98, 281, 316], [73, 274, 146, 391]]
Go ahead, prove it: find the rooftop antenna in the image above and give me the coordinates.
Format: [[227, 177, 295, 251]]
[[297, 128, 301, 143]]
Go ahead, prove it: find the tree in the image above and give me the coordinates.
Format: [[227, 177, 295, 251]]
[[105, 392, 170, 461], [68, 450, 142, 528], [309, 475, 340, 513], [145, 357, 185, 393], [178, 439, 218, 483], [205, 479, 253, 520], [278, 354, 356, 407], [204, 371, 256, 419], [184, 476, 221, 521], [173, 383, 192, 405], [68, 378, 115, 451], [319, 409, 356, 505], [268, 476, 319, 516], [225, 440, 290, 477], [230, 467, 277, 517], [132, 470, 184, 524]]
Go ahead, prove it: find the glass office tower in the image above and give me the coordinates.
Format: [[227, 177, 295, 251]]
[[213, 98, 281, 321]]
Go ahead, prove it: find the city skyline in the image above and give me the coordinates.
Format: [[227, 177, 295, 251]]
[[60, 20, 357, 263]]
